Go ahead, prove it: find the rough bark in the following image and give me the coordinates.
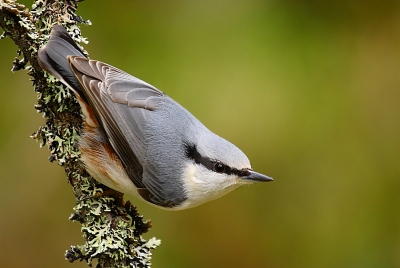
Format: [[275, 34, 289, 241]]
[[0, 1, 160, 267]]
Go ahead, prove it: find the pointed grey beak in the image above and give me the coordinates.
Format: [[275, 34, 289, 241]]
[[242, 170, 273, 182]]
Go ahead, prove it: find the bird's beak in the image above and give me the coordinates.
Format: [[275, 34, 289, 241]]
[[242, 170, 273, 182]]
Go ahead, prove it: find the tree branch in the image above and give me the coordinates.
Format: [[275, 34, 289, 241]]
[[0, 0, 160, 267]]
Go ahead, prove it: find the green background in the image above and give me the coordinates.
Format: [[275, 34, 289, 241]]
[[1, 1, 400, 267]]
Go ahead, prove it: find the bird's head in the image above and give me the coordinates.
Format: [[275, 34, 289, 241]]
[[176, 133, 273, 210]]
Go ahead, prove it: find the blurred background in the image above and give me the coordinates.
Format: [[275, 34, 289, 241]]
[[1, 0, 400, 267]]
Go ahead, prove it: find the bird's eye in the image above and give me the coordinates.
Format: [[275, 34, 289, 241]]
[[214, 162, 225, 173]]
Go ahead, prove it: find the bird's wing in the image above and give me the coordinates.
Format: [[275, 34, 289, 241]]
[[68, 56, 164, 189]]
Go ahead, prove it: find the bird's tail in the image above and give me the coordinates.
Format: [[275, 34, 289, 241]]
[[38, 25, 86, 93]]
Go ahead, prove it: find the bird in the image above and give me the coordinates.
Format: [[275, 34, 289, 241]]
[[37, 25, 273, 210]]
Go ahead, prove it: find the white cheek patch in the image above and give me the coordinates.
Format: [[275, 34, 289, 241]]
[[177, 162, 244, 210]]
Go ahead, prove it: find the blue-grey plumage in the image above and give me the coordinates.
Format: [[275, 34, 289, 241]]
[[38, 25, 273, 210]]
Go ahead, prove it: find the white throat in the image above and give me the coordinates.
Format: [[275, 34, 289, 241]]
[[176, 162, 250, 210]]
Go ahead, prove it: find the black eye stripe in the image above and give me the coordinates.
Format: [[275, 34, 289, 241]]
[[185, 144, 250, 176]]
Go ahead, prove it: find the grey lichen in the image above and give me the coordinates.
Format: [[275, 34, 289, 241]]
[[0, 0, 160, 267]]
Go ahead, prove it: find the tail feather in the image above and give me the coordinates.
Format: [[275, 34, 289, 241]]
[[38, 25, 86, 93]]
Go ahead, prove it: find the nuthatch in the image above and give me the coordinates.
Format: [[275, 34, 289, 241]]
[[38, 25, 273, 210]]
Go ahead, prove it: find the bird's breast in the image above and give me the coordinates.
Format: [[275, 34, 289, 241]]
[[79, 123, 140, 199]]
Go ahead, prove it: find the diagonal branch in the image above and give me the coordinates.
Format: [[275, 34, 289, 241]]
[[0, 0, 160, 267]]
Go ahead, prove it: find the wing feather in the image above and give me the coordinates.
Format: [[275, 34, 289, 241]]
[[68, 57, 163, 189]]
